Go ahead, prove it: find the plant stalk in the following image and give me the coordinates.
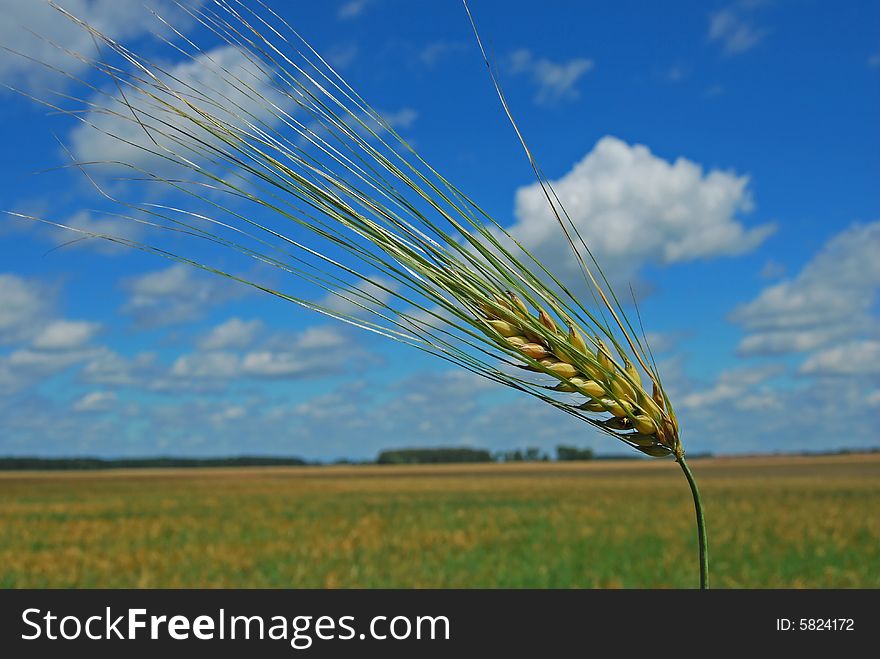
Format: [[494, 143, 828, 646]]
[[677, 456, 708, 589]]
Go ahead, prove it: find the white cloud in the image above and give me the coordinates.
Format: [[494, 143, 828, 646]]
[[325, 44, 359, 69], [198, 318, 263, 351], [171, 351, 240, 379], [289, 326, 349, 351], [0, 345, 100, 394], [0, 274, 55, 345], [509, 49, 594, 104], [210, 405, 246, 426], [0, 275, 103, 393], [7, 347, 96, 372], [420, 41, 468, 67], [32, 320, 101, 351], [242, 326, 359, 378], [73, 390, 117, 413], [0, 0, 198, 92], [81, 350, 157, 387], [121, 264, 245, 327], [507, 136, 773, 292], [320, 276, 399, 318], [673, 370, 877, 454], [679, 364, 783, 410], [799, 340, 880, 377], [380, 107, 418, 130], [69, 44, 293, 179], [240, 352, 307, 378], [337, 0, 371, 20], [732, 222, 880, 356], [45, 211, 145, 255], [708, 8, 769, 55], [166, 325, 370, 381]]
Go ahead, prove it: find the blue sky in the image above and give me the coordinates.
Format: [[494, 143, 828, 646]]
[[0, 0, 877, 460]]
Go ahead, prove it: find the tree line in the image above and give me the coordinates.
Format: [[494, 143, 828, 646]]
[[0, 456, 307, 471], [0, 445, 604, 470]]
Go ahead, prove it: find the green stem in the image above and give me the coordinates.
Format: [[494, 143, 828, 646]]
[[677, 456, 709, 589]]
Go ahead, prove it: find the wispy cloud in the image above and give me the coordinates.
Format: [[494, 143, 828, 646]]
[[121, 264, 247, 328], [509, 49, 594, 105], [32, 320, 101, 351], [69, 45, 294, 181], [0, 274, 56, 345], [419, 41, 468, 67], [731, 221, 880, 357], [665, 66, 688, 83], [799, 340, 880, 377], [337, 0, 371, 21], [72, 391, 117, 413], [708, 7, 769, 55], [380, 107, 418, 130], [170, 325, 375, 382], [326, 44, 359, 69], [0, 0, 201, 92], [198, 318, 263, 351]]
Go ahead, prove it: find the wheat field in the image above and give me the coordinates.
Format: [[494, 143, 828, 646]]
[[1, 454, 878, 588]]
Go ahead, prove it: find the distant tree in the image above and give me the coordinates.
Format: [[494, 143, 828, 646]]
[[376, 447, 493, 465], [556, 445, 595, 461]]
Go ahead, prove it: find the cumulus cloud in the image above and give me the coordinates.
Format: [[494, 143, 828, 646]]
[[32, 320, 101, 351], [0, 274, 56, 345], [0, 346, 101, 395], [799, 340, 880, 377], [0, 0, 198, 92], [679, 364, 784, 411], [320, 276, 399, 318], [69, 44, 293, 179], [241, 326, 366, 378], [674, 369, 876, 453], [731, 222, 880, 356], [80, 350, 158, 387], [121, 264, 246, 328], [198, 318, 263, 351], [73, 390, 117, 413], [168, 325, 372, 381], [507, 136, 774, 292], [171, 351, 240, 379], [708, 7, 769, 55], [509, 49, 594, 105], [0, 274, 105, 394], [43, 211, 145, 255]]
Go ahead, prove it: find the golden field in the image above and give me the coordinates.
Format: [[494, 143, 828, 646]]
[[1, 454, 878, 588]]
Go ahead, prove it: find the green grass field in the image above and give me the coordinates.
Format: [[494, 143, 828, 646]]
[[1, 454, 878, 588]]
